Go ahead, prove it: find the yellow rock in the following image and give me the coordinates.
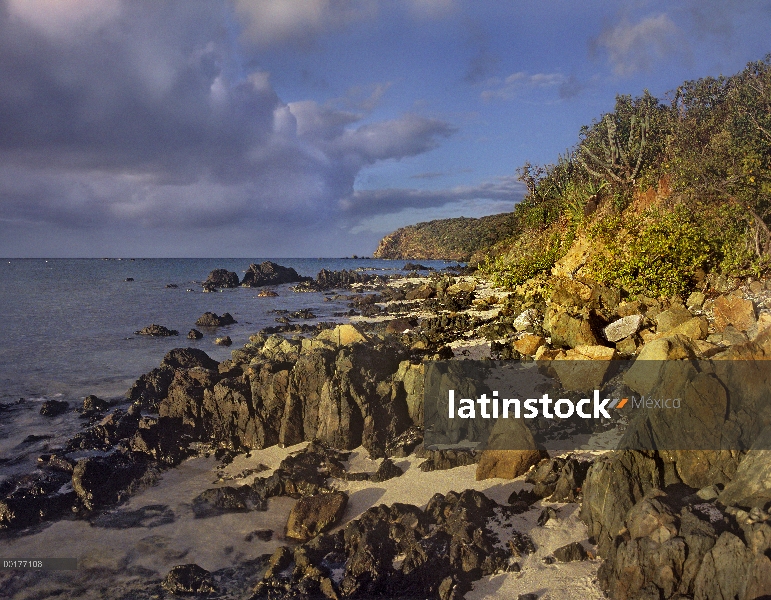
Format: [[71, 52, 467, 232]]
[[316, 323, 368, 346], [513, 334, 546, 356]]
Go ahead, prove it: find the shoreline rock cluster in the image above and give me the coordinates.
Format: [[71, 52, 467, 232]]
[[3, 261, 771, 599]]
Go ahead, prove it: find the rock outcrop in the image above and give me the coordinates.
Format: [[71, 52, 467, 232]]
[[241, 261, 309, 287]]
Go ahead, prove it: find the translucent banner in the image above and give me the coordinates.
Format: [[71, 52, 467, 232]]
[[423, 359, 771, 452]]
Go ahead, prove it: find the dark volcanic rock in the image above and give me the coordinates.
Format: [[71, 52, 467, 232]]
[[126, 365, 175, 410], [553, 542, 588, 562], [40, 399, 69, 416], [417, 448, 479, 472], [162, 564, 216, 595], [371, 458, 404, 483], [71, 454, 152, 510], [162, 347, 219, 371], [187, 328, 203, 339], [403, 262, 432, 271], [241, 261, 308, 287], [82, 395, 108, 414], [192, 485, 267, 518], [205, 268, 240, 289], [195, 311, 236, 327], [255, 488, 510, 600], [0, 470, 76, 530], [134, 324, 179, 336], [214, 335, 232, 346]]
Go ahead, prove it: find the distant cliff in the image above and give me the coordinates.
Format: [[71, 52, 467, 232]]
[[373, 213, 518, 262]]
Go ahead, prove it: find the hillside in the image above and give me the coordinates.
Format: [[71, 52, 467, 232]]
[[372, 212, 518, 261]]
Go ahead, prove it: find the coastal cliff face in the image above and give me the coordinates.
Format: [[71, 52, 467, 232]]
[[373, 213, 519, 262]]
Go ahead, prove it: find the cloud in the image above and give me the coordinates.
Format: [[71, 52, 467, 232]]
[[233, 0, 377, 47], [338, 176, 525, 218], [481, 71, 567, 101], [591, 13, 683, 76], [0, 1, 455, 254]]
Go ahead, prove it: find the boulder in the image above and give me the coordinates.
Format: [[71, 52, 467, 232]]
[[40, 399, 69, 417], [687, 291, 706, 310], [553, 542, 589, 562], [81, 395, 108, 413], [386, 317, 417, 334], [241, 261, 307, 287], [512, 334, 545, 356], [187, 329, 203, 339], [214, 336, 232, 346], [162, 347, 219, 371], [713, 295, 757, 332], [257, 289, 278, 297], [370, 458, 404, 483], [316, 323, 368, 346], [134, 324, 178, 336], [71, 454, 149, 510], [195, 311, 236, 327], [718, 427, 771, 509], [476, 416, 545, 480], [204, 268, 239, 289], [162, 564, 216, 595], [604, 314, 644, 342], [546, 308, 601, 348], [552, 346, 616, 391], [405, 284, 435, 300], [580, 450, 661, 556], [285, 491, 348, 542], [655, 306, 693, 333]]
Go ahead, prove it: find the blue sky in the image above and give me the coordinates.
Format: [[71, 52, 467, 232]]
[[0, 0, 769, 257]]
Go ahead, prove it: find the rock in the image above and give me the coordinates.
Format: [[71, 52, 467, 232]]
[[580, 450, 661, 556], [40, 399, 69, 417], [512, 309, 539, 333], [82, 395, 108, 413], [476, 449, 544, 481], [195, 311, 236, 327], [446, 280, 476, 295], [71, 454, 149, 510], [134, 324, 179, 336], [405, 283, 435, 300], [553, 542, 588, 562], [417, 448, 479, 472], [316, 323, 368, 346], [386, 317, 417, 334], [538, 506, 557, 526], [655, 306, 693, 333], [371, 458, 404, 483], [512, 334, 545, 356], [657, 316, 709, 341], [204, 268, 240, 288], [476, 417, 545, 480], [162, 347, 219, 370], [551, 346, 616, 391], [126, 365, 175, 410], [403, 262, 431, 271], [214, 336, 232, 346], [713, 294, 757, 332], [162, 564, 216, 595], [285, 491, 348, 542], [187, 329, 203, 339], [257, 289, 278, 297], [191, 485, 266, 517], [718, 427, 771, 509], [546, 308, 601, 348], [615, 335, 639, 355], [604, 314, 644, 342], [241, 261, 307, 287], [687, 291, 706, 309], [693, 532, 753, 600]]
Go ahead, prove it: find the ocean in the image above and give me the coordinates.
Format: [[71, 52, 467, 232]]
[[0, 257, 455, 481]]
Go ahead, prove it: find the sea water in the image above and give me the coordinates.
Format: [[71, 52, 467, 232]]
[[0, 257, 455, 481]]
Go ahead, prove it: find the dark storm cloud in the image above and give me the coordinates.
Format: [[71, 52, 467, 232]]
[[0, 0, 455, 247]]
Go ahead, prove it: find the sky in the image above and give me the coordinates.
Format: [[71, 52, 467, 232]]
[[0, 0, 769, 257]]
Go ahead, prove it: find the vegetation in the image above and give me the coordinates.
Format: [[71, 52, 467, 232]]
[[478, 54, 771, 297], [373, 213, 519, 261]]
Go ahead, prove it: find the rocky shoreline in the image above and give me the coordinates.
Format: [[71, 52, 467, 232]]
[[3, 260, 771, 599]]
